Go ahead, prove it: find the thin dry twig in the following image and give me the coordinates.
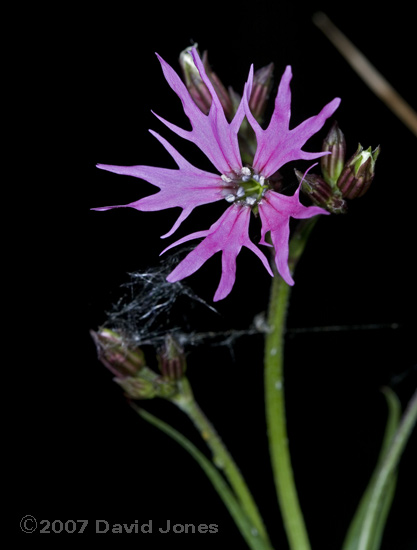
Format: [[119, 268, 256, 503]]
[[313, 11, 417, 137]]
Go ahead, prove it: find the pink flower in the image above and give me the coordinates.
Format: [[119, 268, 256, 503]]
[[94, 49, 340, 301]]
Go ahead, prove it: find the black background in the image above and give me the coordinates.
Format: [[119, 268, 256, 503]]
[[15, 2, 416, 549]]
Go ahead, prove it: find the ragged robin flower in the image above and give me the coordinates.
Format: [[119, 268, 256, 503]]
[[93, 48, 340, 301]]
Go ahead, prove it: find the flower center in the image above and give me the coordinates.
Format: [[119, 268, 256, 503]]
[[221, 167, 269, 207]]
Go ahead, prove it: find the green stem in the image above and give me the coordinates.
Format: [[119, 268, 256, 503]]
[[264, 218, 317, 550], [171, 378, 272, 548], [357, 388, 417, 550], [132, 405, 269, 550]]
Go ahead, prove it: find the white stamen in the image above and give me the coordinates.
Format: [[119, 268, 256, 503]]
[[236, 186, 245, 198], [241, 167, 251, 176], [225, 194, 236, 203], [246, 196, 256, 205], [221, 174, 232, 183]]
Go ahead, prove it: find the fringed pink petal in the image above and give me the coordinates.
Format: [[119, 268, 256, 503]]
[[259, 186, 329, 284], [93, 131, 224, 236], [165, 205, 272, 301], [154, 49, 250, 175], [244, 65, 340, 177]]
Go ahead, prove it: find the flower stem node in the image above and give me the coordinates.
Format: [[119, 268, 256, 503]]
[[115, 373, 178, 400], [337, 144, 380, 199], [114, 376, 159, 400]]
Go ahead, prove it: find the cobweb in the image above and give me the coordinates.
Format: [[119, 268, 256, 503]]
[[101, 248, 266, 354]]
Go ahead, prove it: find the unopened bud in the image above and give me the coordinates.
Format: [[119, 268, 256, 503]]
[[249, 62, 274, 123], [320, 121, 346, 186], [91, 329, 180, 400], [179, 46, 212, 115], [337, 144, 380, 199], [179, 47, 233, 119], [90, 328, 145, 378], [158, 334, 186, 380], [296, 169, 347, 214]]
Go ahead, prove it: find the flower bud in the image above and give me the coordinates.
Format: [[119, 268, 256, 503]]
[[179, 47, 233, 119], [296, 169, 347, 214], [337, 144, 380, 199], [158, 334, 186, 380], [320, 121, 346, 187], [90, 328, 145, 378], [249, 62, 274, 123], [91, 329, 180, 400], [179, 46, 212, 115]]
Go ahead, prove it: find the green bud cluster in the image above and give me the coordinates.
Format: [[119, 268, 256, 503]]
[[300, 121, 379, 212], [91, 329, 185, 400]]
